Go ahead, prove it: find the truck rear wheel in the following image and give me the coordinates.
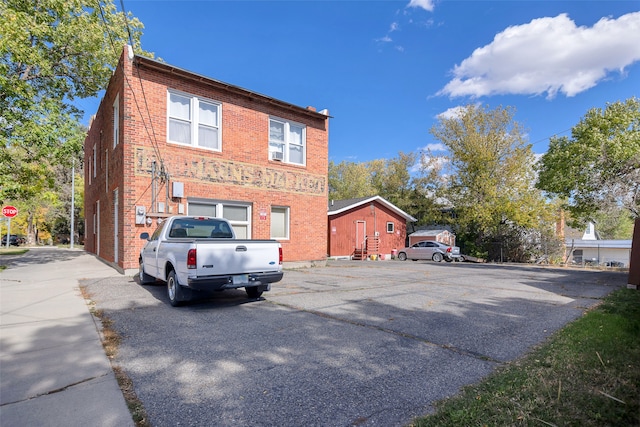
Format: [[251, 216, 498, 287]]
[[246, 286, 263, 299], [167, 270, 186, 306]]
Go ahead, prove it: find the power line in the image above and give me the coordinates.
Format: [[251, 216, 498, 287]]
[[118, 0, 168, 187], [529, 127, 572, 148], [119, 0, 135, 48], [95, 0, 168, 214]]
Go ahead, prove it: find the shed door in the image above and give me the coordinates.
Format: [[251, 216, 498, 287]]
[[355, 221, 366, 250]]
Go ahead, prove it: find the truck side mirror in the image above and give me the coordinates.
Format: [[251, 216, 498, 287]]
[[140, 232, 150, 240]]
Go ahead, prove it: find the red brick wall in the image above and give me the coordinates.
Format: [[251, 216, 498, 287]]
[[84, 51, 126, 263], [328, 202, 408, 257], [84, 48, 329, 271]]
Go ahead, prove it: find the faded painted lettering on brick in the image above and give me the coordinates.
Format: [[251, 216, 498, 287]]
[[135, 148, 325, 195]]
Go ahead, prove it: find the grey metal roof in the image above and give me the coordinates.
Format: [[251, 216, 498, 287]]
[[565, 239, 632, 249], [328, 196, 417, 222], [409, 230, 450, 237]]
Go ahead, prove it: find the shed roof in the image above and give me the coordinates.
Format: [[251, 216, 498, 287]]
[[409, 230, 451, 237], [565, 239, 632, 249], [328, 196, 417, 222]]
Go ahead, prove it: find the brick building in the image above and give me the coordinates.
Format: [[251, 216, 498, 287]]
[[84, 46, 330, 273]]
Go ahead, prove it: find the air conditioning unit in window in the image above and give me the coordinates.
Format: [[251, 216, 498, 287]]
[[271, 151, 284, 161]]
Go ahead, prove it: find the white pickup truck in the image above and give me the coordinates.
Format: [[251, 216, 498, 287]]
[[139, 216, 283, 306]]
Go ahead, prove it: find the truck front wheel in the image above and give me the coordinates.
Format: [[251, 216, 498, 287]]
[[246, 286, 263, 299], [167, 270, 185, 307], [139, 259, 155, 285]]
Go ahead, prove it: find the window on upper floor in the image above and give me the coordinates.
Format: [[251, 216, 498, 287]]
[[269, 118, 305, 166], [113, 94, 119, 148], [92, 144, 97, 178], [387, 222, 394, 233], [168, 91, 221, 150]]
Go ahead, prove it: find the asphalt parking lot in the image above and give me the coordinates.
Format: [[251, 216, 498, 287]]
[[82, 259, 626, 426]]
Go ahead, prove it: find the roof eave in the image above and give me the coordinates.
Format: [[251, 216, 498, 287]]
[[328, 196, 417, 222], [133, 55, 332, 121]]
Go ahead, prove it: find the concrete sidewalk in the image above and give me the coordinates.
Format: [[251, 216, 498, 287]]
[[0, 247, 134, 427]]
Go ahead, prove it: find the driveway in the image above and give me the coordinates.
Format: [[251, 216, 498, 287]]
[[82, 260, 625, 426]]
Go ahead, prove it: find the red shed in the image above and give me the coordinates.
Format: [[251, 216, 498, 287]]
[[328, 196, 416, 260]]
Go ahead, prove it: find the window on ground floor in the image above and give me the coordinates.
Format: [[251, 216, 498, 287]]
[[572, 249, 583, 264], [188, 199, 251, 238], [271, 206, 289, 240]]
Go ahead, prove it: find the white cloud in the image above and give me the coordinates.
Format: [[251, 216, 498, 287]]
[[411, 154, 449, 174], [436, 105, 467, 120], [421, 143, 447, 152], [438, 12, 640, 99], [407, 0, 435, 12], [376, 22, 405, 51]]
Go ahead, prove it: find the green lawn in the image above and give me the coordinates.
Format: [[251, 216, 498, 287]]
[[411, 287, 640, 427], [0, 248, 29, 256]]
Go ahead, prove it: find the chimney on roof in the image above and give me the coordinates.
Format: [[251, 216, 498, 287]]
[[307, 106, 316, 112]]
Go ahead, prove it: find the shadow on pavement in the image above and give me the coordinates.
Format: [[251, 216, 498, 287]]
[[0, 247, 87, 269]]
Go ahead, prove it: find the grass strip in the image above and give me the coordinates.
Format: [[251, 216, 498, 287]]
[[411, 288, 640, 427], [0, 248, 29, 256], [80, 286, 150, 427]]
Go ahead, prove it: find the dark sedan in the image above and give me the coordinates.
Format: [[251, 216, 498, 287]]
[[2, 234, 21, 246]]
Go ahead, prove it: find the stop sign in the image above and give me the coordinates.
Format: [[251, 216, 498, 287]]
[[2, 206, 18, 218]]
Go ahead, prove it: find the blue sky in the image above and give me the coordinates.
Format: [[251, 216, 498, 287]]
[[80, 0, 640, 164]]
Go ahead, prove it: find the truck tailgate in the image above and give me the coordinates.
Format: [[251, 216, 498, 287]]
[[194, 241, 280, 276]]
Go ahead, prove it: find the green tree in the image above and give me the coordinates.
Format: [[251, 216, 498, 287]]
[[0, 0, 152, 202], [1, 0, 151, 241], [411, 150, 457, 226], [430, 104, 556, 261], [536, 98, 640, 225], [371, 152, 416, 213], [328, 160, 376, 200]]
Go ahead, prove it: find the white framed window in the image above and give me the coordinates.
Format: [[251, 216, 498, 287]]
[[105, 150, 108, 192], [386, 222, 394, 233], [113, 94, 119, 148], [187, 200, 251, 239], [223, 205, 250, 239], [269, 118, 306, 165], [271, 206, 289, 240], [168, 91, 221, 150], [92, 144, 96, 178]]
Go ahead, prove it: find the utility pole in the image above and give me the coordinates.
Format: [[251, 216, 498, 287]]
[[70, 159, 75, 249]]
